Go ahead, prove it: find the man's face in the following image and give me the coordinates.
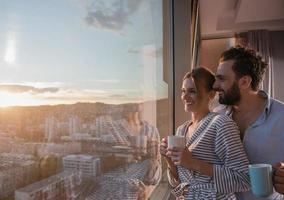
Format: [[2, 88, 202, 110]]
[[213, 60, 241, 105]]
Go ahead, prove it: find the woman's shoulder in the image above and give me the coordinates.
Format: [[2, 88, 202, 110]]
[[208, 112, 237, 128], [209, 113, 239, 138], [176, 121, 191, 136]]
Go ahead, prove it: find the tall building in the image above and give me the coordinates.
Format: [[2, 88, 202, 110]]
[[68, 116, 80, 135], [45, 117, 58, 142], [63, 154, 101, 178], [15, 170, 81, 200]]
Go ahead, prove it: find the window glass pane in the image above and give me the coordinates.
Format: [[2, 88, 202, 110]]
[[0, 0, 170, 199]]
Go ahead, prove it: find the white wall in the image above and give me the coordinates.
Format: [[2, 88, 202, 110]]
[[199, 38, 234, 72]]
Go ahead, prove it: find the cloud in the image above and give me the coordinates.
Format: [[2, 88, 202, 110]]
[[0, 84, 59, 94], [84, 0, 142, 32], [41, 88, 107, 99], [41, 88, 137, 102], [128, 46, 163, 57], [108, 94, 127, 98], [23, 82, 64, 88], [87, 79, 121, 83]]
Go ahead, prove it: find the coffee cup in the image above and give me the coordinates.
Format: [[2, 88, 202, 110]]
[[249, 164, 273, 197], [167, 135, 185, 149]]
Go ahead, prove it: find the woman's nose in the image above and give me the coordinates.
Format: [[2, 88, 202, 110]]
[[182, 92, 190, 100]]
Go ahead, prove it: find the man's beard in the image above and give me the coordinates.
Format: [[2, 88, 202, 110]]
[[218, 82, 241, 105]]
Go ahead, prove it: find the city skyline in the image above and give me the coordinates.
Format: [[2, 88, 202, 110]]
[[0, 0, 167, 107]]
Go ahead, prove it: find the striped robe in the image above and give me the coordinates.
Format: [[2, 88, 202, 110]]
[[168, 112, 250, 200]]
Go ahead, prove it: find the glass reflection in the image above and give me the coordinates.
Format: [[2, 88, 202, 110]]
[[0, 0, 166, 199]]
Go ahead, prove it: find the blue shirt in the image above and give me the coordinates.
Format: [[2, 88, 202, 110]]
[[216, 91, 284, 200]]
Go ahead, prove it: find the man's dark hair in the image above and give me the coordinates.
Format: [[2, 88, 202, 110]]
[[220, 46, 268, 91]]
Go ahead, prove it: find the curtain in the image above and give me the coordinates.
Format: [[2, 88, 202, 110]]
[[235, 30, 274, 98], [191, 0, 200, 70]]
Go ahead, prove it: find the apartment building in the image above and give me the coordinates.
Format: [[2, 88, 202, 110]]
[[15, 170, 81, 200], [63, 154, 101, 178]]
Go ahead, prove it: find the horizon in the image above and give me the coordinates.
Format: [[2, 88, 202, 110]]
[[0, 98, 167, 109], [0, 97, 142, 108]]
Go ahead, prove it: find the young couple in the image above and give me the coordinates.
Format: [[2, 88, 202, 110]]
[[160, 46, 284, 200]]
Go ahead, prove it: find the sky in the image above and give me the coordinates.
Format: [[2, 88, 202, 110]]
[[0, 0, 167, 107]]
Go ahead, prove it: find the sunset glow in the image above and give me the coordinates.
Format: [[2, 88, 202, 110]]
[[0, 85, 145, 107], [0, 91, 37, 107]]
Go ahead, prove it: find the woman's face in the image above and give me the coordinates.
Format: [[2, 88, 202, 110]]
[[181, 78, 211, 113]]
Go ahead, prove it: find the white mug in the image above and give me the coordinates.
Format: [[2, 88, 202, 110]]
[[167, 135, 185, 149]]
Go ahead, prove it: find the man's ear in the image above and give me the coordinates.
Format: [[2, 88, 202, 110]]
[[238, 75, 252, 90]]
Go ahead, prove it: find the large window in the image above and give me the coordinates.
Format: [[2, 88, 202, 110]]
[[0, 0, 171, 199]]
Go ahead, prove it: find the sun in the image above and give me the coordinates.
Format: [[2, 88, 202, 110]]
[[4, 38, 16, 64], [0, 92, 37, 107]]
